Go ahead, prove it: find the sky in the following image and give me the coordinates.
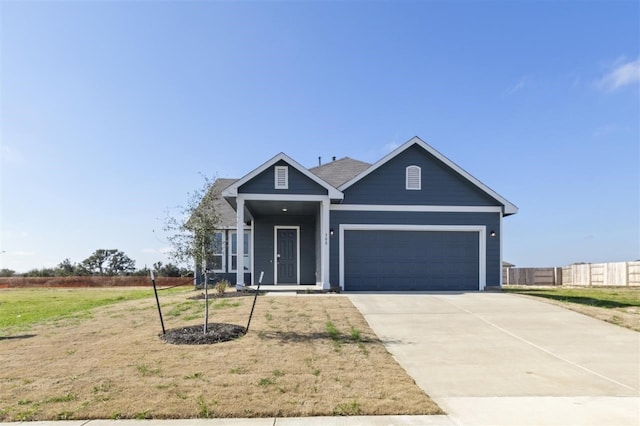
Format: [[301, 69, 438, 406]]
[[1, 1, 638, 273]]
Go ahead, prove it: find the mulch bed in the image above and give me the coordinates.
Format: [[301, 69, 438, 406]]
[[160, 323, 246, 345]]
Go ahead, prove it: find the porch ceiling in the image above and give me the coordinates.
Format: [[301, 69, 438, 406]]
[[245, 200, 318, 217]]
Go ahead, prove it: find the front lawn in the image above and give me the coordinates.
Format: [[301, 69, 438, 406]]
[[504, 286, 640, 331], [0, 287, 185, 330], [0, 288, 441, 421]]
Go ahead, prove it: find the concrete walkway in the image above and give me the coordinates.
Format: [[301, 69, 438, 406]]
[[348, 292, 640, 426]]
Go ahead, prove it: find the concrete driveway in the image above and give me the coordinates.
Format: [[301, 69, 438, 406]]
[[348, 292, 640, 426]]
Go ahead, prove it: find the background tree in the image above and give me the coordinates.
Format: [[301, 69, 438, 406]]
[[153, 261, 184, 277], [0, 268, 16, 277], [23, 267, 56, 277], [81, 249, 136, 276], [55, 258, 89, 276]]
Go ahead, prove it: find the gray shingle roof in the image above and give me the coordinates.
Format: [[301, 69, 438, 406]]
[[308, 157, 371, 188], [209, 178, 238, 228]]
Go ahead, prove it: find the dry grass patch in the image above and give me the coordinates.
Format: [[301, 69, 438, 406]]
[[505, 286, 640, 331], [0, 288, 441, 420]]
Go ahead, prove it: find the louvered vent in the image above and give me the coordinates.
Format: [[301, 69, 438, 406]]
[[406, 165, 421, 190], [275, 166, 289, 189]]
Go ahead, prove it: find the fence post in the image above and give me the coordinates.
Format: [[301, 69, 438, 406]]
[[624, 262, 629, 287]]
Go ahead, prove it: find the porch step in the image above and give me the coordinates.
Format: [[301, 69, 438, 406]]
[[244, 285, 340, 294]]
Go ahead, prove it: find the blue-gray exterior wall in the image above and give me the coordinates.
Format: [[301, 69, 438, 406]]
[[253, 214, 317, 284], [239, 160, 328, 195], [343, 145, 501, 206], [329, 210, 501, 286]]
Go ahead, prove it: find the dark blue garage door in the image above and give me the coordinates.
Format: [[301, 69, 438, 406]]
[[344, 230, 479, 291]]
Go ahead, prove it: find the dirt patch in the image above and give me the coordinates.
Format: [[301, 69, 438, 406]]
[[161, 323, 246, 345]]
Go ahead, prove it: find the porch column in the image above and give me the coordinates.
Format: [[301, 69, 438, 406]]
[[321, 199, 330, 289], [236, 196, 245, 290]]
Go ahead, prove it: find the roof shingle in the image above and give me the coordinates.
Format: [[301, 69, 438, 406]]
[[308, 157, 371, 188]]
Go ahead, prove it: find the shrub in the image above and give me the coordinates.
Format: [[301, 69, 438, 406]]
[[215, 280, 230, 296]]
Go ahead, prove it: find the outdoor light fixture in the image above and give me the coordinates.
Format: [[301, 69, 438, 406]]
[[282, 208, 288, 212], [490, 230, 496, 237], [330, 228, 335, 236]]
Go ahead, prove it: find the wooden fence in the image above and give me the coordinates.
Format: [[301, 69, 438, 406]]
[[503, 261, 640, 287], [562, 261, 640, 287], [503, 267, 562, 286]]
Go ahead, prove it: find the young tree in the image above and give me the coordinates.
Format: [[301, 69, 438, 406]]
[[164, 175, 220, 333]]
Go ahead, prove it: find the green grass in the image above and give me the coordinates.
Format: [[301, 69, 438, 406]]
[[504, 287, 640, 309], [0, 287, 189, 331]]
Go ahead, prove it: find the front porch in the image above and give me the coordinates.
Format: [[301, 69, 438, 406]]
[[233, 196, 332, 290]]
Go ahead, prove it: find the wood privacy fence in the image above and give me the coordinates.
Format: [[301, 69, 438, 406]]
[[503, 267, 563, 286], [561, 261, 640, 287], [503, 261, 640, 287]]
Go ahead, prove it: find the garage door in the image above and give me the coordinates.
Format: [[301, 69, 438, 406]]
[[343, 230, 479, 291]]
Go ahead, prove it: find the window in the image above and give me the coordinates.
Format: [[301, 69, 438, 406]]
[[229, 230, 251, 272], [275, 166, 288, 189], [406, 165, 421, 190], [207, 232, 225, 272]]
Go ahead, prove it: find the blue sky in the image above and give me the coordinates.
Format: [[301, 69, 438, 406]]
[[1, 1, 638, 273]]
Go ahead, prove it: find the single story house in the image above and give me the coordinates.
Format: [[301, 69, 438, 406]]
[[199, 136, 518, 291]]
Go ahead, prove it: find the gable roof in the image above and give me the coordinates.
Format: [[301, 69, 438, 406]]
[[309, 157, 371, 188], [222, 152, 343, 199], [339, 136, 519, 215]]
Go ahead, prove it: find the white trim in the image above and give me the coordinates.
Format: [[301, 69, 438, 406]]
[[330, 204, 502, 213], [339, 224, 486, 291], [337, 136, 518, 215], [250, 220, 255, 285], [228, 230, 252, 273], [406, 165, 421, 190], [274, 226, 301, 285], [222, 152, 343, 199], [239, 193, 331, 202], [499, 214, 503, 288], [210, 231, 225, 273], [235, 197, 245, 290], [321, 199, 330, 289], [275, 166, 289, 189]]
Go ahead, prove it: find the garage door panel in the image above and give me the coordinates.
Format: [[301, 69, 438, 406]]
[[344, 230, 479, 291]]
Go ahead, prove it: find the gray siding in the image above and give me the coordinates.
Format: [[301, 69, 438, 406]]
[[343, 145, 500, 206], [239, 160, 328, 195], [329, 210, 501, 287], [253, 215, 317, 284]]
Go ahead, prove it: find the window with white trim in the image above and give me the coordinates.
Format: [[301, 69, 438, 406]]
[[229, 230, 251, 272], [406, 165, 421, 190], [207, 231, 225, 272], [275, 166, 288, 189]]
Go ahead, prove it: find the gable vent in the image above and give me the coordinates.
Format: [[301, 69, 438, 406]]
[[275, 166, 289, 189], [406, 165, 421, 190]]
